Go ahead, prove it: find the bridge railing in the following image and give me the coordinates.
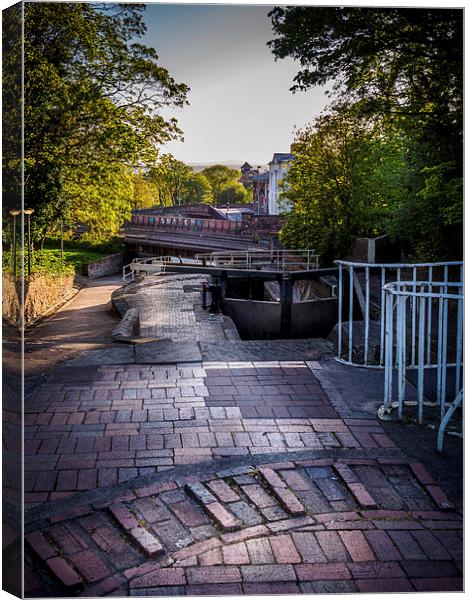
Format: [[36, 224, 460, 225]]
[[382, 280, 463, 451], [196, 249, 319, 272], [129, 214, 241, 234]]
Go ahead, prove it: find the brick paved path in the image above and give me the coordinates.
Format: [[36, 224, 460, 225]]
[[24, 455, 462, 596], [20, 275, 463, 596], [24, 362, 398, 505], [23, 360, 463, 596]]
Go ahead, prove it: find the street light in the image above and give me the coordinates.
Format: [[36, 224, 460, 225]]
[[9, 209, 21, 277], [23, 208, 34, 276]]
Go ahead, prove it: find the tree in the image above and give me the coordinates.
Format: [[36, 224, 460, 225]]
[[218, 182, 249, 205], [131, 173, 158, 210], [181, 173, 213, 205], [201, 165, 243, 205], [280, 107, 411, 263], [24, 3, 189, 242], [149, 154, 194, 206], [269, 7, 463, 260]]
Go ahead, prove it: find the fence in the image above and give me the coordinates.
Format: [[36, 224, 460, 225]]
[[382, 280, 463, 451], [196, 249, 319, 272], [334, 260, 463, 367]]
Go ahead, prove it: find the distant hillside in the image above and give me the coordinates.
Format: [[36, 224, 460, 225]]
[[190, 161, 267, 172]]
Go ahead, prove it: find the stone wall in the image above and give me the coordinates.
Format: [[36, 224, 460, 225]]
[[2, 273, 21, 325], [2, 272, 76, 326], [87, 252, 125, 280]]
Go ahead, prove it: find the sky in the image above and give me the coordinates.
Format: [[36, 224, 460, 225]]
[[141, 4, 330, 165]]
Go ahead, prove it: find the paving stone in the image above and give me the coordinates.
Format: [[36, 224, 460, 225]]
[[130, 568, 186, 588], [315, 531, 349, 562], [291, 532, 327, 563], [47, 523, 88, 555], [205, 502, 242, 531], [109, 505, 139, 530], [339, 530, 375, 561], [412, 577, 463, 591], [349, 561, 405, 579], [129, 526, 164, 558], [241, 564, 296, 582], [241, 484, 276, 509], [271, 486, 306, 515], [186, 482, 217, 505], [221, 525, 269, 544], [46, 557, 83, 589], [260, 504, 288, 522], [169, 501, 208, 528], [299, 580, 357, 593], [269, 534, 301, 564], [245, 537, 274, 564], [207, 479, 240, 503], [198, 547, 223, 566], [26, 530, 57, 561], [356, 578, 413, 592], [296, 563, 351, 581], [69, 549, 110, 583], [228, 501, 264, 527], [364, 530, 401, 561], [222, 542, 250, 565], [186, 583, 243, 596], [243, 582, 300, 595], [267, 515, 314, 533], [186, 566, 241, 585], [173, 537, 221, 562]]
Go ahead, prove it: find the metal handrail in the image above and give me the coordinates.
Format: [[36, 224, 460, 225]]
[[382, 279, 463, 451], [334, 260, 463, 368], [196, 249, 319, 272]]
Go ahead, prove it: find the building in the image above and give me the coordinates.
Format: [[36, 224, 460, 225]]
[[239, 161, 258, 189], [252, 169, 269, 214], [268, 153, 295, 215]]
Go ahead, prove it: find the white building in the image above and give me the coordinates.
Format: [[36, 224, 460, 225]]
[[268, 153, 295, 215]]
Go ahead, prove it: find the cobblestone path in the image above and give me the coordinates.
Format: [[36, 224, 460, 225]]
[[127, 274, 228, 342], [24, 455, 462, 596]]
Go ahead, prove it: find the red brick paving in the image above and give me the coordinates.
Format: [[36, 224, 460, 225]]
[[23, 361, 463, 596]]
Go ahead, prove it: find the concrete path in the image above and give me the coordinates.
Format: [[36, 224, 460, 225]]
[[24, 275, 122, 394]]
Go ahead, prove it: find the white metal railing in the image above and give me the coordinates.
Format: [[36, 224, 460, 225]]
[[381, 280, 463, 451], [335, 260, 463, 367], [122, 256, 200, 281], [196, 249, 319, 272]]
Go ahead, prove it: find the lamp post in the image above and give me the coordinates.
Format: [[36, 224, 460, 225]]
[[9, 209, 21, 277], [23, 208, 34, 277]]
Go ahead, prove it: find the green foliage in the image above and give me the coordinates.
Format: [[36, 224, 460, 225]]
[[181, 172, 213, 205], [218, 182, 249, 205], [22, 3, 188, 243], [201, 165, 246, 205], [270, 7, 463, 261], [280, 108, 412, 263], [149, 154, 194, 206]]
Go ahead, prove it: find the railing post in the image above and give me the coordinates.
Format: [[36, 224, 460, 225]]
[[348, 265, 354, 363], [397, 294, 407, 420], [364, 266, 370, 365], [280, 275, 293, 338], [337, 264, 343, 358], [383, 289, 394, 411], [417, 293, 426, 425]]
